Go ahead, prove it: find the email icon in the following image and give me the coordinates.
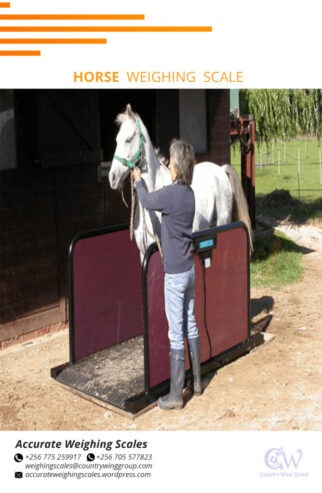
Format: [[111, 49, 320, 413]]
[[15, 472, 23, 479]]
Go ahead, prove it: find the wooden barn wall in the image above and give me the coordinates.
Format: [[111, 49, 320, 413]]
[[0, 89, 230, 343], [0, 168, 62, 339], [0, 90, 131, 342]]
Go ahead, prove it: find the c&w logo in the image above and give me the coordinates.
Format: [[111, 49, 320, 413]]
[[264, 447, 303, 470]]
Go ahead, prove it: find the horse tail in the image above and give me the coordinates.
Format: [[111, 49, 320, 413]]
[[222, 164, 254, 255]]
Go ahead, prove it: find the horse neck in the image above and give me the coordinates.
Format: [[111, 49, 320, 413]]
[[140, 119, 170, 191]]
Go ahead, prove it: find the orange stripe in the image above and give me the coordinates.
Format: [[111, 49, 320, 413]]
[[0, 38, 107, 44], [0, 2, 11, 7], [0, 14, 145, 20], [0, 50, 41, 55], [0, 26, 213, 33]]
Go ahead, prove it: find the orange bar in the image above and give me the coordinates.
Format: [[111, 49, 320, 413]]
[[0, 14, 145, 20], [0, 26, 213, 33], [0, 38, 107, 44], [0, 50, 41, 55], [0, 3, 11, 7]]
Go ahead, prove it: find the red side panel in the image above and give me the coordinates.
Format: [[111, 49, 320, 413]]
[[72, 229, 143, 361], [147, 224, 249, 389], [194, 226, 249, 363]]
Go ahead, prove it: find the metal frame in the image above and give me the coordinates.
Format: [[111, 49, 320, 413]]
[[192, 220, 251, 344], [141, 242, 159, 395], [140, 223, 257, 397], [52, 221, 264, 417], [132, 222, 265, 416]]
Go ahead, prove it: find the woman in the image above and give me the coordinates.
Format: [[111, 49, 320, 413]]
[[132, 139, 201, 410]]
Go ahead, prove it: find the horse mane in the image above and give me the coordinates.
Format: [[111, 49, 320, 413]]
[[155, 148, 169, 168]]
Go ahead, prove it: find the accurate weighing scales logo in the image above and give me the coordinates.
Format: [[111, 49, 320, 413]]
[[260, 447, 309, 479], [0, 1, 212, 57]]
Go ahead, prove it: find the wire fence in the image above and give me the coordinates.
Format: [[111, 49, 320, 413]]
[[232, 139, 322, 201]]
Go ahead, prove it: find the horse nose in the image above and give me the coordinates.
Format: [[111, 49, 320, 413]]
[[109, 171, 116, 189]]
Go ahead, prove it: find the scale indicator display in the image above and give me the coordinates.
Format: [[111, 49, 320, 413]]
[[198, 239, 214, 249]]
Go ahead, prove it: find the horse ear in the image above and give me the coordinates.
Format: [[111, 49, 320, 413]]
[[126, 104, 134, 117]]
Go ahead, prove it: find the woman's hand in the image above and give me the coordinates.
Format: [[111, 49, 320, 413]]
[[132, 167, 141, 182]]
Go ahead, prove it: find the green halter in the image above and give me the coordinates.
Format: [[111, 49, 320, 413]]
[[114, 117, 145, 169]]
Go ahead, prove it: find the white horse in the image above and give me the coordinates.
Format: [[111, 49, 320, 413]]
[[109, 105, 253, 257]]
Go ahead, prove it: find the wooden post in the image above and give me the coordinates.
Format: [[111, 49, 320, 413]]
[[297, 148, 301, 200], [278, 150, 281, 175], [230, 115, 256, 229], [240, 118, 256, 229]]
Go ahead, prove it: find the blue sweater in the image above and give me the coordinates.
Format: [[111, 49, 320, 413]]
[[135, 180, 195, 274]]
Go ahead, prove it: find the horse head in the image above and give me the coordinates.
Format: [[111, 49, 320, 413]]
[[109, 104, 145, 190]]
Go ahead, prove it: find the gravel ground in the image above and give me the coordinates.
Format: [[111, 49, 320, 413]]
[[0, 222, 321, 431]]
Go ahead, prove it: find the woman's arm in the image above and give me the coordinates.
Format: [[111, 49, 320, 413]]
[[132, 169, 170, 212]]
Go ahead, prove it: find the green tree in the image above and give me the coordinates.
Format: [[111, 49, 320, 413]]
[[240, 89, 322, 144]]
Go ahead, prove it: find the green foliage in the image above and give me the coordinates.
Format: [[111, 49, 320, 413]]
[[240, 89, 322, 144], [251, 231, 303, 289], [231, 139, 322, 210], [231, 138, 321, 289]]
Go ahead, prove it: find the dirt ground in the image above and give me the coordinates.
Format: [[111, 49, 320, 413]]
[[0, 220, 321, 431]]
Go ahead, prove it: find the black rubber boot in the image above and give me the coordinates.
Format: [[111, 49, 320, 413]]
[[157, 349, 185, 410], [188, 337, 202, 396]]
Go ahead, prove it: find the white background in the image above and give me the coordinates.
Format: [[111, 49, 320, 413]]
[[0, 0, 320, 88], [1, 431, 321, 491]]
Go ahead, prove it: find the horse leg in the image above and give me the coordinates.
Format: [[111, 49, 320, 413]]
[[215, 181, 234, 226]]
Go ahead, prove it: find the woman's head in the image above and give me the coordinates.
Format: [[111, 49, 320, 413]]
[[169, 139, 196, 185]]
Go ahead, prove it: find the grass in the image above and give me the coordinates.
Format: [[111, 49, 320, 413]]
[[231, 140, 322, 203], [230, 138, 321, 289], [250, 230, 303, 289], [256, 196, 322, 224]]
